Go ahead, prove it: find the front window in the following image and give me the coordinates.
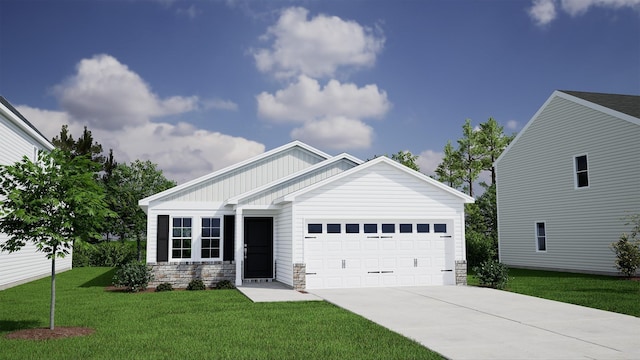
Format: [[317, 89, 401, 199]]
[[536, 222, 546, 252], [574, 155, 589, 188], [172, 217, 192, 259], [201, 218, 221, 259]]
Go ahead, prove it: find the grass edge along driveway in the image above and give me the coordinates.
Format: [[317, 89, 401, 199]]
[[0, 267, 442, 360]]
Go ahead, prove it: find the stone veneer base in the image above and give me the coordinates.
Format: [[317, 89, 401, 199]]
[[148, 261, 235, 288]]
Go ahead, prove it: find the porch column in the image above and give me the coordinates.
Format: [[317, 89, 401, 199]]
[[234, 207, 243, 286]]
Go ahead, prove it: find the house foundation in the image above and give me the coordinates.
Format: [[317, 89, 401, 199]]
[[148, 261, 235, 288]]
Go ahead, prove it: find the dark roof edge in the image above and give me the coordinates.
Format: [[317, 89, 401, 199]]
[[559, 90, 640, 119], [0, 96, 54, 148]]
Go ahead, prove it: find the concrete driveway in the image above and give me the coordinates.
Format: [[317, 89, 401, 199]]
[[310, 286, 640, 360]]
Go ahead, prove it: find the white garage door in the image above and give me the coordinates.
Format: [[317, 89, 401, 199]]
[[304, 221, 455, 289]]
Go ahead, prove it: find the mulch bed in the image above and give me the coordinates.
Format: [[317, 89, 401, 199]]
[[5, 327, 95, 340]]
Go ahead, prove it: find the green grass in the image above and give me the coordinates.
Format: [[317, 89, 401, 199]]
[[469, 268, 640, 317], [0, 268, 441, 360]]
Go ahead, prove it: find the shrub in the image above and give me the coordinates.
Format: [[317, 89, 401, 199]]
[[155, 282, 174, 292], [113, 261, 153, 292], [473, 259, 509, 289], [186, 278, 206, 291], [466, 231, 497, 268], [611, 234, 640, 278], [73, 241, 138, 267], [215, 280, 235, 290]]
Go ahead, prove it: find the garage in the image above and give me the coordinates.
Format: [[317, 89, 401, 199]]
[[304, 220, 456, 289]]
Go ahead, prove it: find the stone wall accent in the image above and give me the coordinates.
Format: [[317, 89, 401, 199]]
[[293, 263, 306, 290], [149, 261, 235, 288], [455, 260, 467, 285]]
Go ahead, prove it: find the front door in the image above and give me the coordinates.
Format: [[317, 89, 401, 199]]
[[244, 217, 273, 279]]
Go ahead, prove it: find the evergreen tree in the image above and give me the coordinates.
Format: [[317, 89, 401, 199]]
[[435, 140, 464, 189], [477, 118, 514, 186], [457, 119, 483, 197]]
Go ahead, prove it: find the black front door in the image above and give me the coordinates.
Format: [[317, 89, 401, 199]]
[[244, 217, 273, 279]]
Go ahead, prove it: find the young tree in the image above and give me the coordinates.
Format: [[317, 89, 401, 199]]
[[52, 125, 105, 165], [435, 140, 464, 189], [457, 119, 483, 197], [477, 118, 514, 186], [390, 150, 420, 171], [0, 149, 113, 330], [110, 160, 176, 260]]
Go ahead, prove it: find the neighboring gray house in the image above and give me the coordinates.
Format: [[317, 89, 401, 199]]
[[496, 90, 640, 275], [139, 141, 474, 289], [0, 96, 73, 290]]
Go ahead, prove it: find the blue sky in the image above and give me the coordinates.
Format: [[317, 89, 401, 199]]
[[1, 0, 639, 183]]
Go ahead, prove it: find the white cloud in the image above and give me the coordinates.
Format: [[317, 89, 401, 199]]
[[177, 4, 200, 19], [203, 98, 239, 111], [257, 75, 390, 123], [506, 120, 519, 130], [528, 0, 640, 26], [416, 150, 444, 177], [54, 54, 198, 130], [253, 7, 384, 79], [290, 116, 373, 150], [19, 54, 265, 183]]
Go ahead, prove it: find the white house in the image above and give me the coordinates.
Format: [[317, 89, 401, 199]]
[[496, 90, 640, 275], [0, 96, 73, 290], [139, 141, 474, 290]]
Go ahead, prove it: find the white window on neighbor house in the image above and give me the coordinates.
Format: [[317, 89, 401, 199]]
[[201, 217, 221, 259], [535, 222, 546, 252], [574, 154, 589, 188], [171, 217, 192, 259]]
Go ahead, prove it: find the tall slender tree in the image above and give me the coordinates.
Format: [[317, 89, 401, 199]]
[[477, 117, 514, 186], [435, 140, 464, 189], [457, 119, 483, 197]]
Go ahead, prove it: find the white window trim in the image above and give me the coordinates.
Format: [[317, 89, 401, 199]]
[[535, 221, 547, 253], [169, 216, 193, 261], [200, 217, 223, 261], [169, 215, 224, 262], [573, 153, 590, 190]]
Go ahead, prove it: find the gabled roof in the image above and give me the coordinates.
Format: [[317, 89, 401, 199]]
[[224, 153, 362, 206], [0, 96, 54, 150], [278, 156, 475, 204], [138, 140, 331, 208], [495, 90, 640, 167]]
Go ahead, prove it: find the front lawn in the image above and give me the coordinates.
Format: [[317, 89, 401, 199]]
[[469, 268, 640, 317], [0, 267, 441, 359]]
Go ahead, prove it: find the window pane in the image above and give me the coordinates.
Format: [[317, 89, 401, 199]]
[[173, 229, 181, 237], [400, 224, 413, 233], [417, 224, 430, 233], [364, 224, 377, 233], [202, 239, 210, 248], [201, 249, 209, 258], [434, 224, 447, 233], [184, 239, 191, 248], [211, 218, 220, 227], [308, 224, 322, 233], [382, 224, 395, 233], [172, 250, 181, 258], [575, 155, 588, 171], [202, 218, 210, 227], [202, 228, 211, 237], [173, 218, 181, 227], [577, 172, 589, 187], [183, 218, 191, 227], [184, 249, 191, 258], [538, 237, 546, 251], [173, 239, 181, 248], [183, 228, 191, 237], [346, 224, 360, 233], [212, 249, 220, 258], [327, 224, 341, 233], [536, 223, 545, 236], [211, 228, 220, 237]]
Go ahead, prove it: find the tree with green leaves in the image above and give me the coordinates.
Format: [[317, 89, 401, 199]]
[[435, 140, 464, 189], [477, 117, 515, 186], [390, 150, 420, 171], [109, 160, 176, 260], [457, 119, 484, 197], [0, 149, 113, 330], [52, 125, 105, 164]]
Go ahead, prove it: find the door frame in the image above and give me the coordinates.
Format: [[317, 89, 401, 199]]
[[243, 217, 274, 279]]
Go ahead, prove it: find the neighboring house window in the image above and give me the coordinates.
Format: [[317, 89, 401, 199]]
[[201, 218, 221, 259], [574, 154, 589, 188], [535, 222, 546, 252], [172, 217, 192, 259]]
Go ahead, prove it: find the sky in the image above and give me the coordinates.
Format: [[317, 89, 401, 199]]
[[1, 0, 639, 184]]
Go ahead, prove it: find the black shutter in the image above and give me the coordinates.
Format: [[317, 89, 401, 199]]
[[223, 215, 235, 261], [157, 215, 169, 262]]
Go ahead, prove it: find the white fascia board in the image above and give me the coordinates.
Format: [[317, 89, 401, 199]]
[[495, 90, 640, 168], [225, 153, 363, 205], [278, 156, 475, 204], [138, 140, 332, 206], [0, 102, 54, 150]]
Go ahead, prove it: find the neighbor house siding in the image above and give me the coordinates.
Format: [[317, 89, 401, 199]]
[[497, 96, 640, 274], [0, 104, 71, 290], [163, 148, 325, 202], [290, 163, 467, 265]]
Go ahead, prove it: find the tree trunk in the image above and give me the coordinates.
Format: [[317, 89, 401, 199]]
[[50, 253, 56, 330], [137, 233, 141, 262]]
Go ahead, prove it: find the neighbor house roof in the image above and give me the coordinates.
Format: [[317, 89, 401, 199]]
[[0, 96, 54, 150], [559, 90, 640, 119], [278, 155, 475, 204]]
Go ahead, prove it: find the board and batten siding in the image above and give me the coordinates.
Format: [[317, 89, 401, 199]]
[[238, 160, 357, 206], [274, 203, 293, 286], [0, 108, 72, 290], [162, 148, 325, 203], [290, 162, 467, 265], [497, 96, 640, 274]]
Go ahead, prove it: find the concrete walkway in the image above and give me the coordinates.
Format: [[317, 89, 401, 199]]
[[311, 286, 640, 360], [237, 281, 322, 302]]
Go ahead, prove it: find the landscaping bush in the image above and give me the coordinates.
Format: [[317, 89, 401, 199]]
[[155, 282, 174, 292], [473, 259, 509, 289], [72, 241, 138, 267], [215, 280, 235, 290], [186, 278, 206, 291], [113, 261, 153, 292], [611, 233, 640, 278], [466, 231, 497, 268]]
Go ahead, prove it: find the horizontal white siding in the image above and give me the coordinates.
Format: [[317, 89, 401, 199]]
[[291, 162, 467, 264], [497, 96, 640, 274], [1, 112, 71, 290], [162, 147, 324, 203], [239, 160, 356, 206]]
